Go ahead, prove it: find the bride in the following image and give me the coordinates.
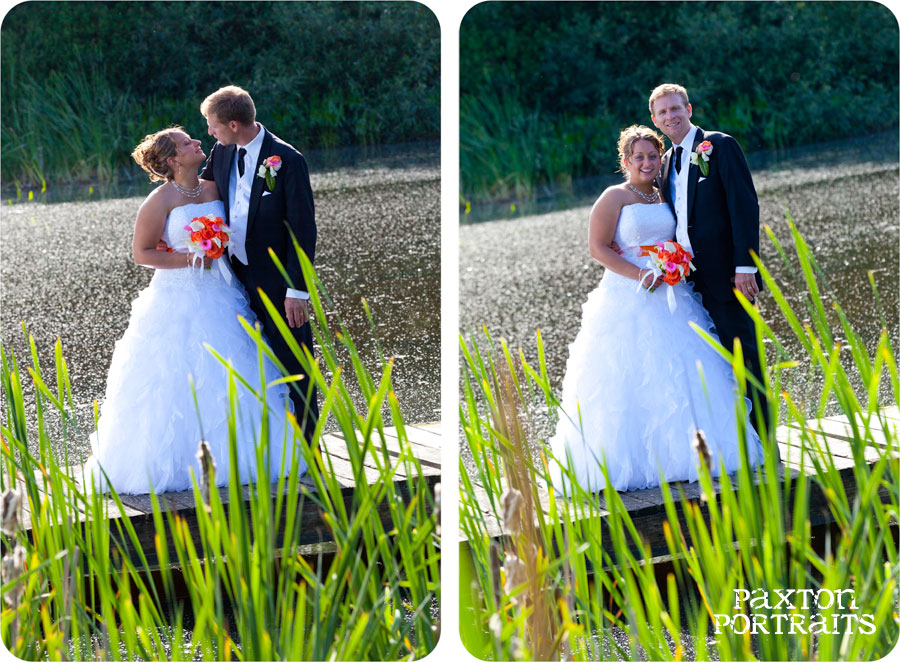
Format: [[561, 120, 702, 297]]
[[548, 125, 763, 495], [84, 126, 305, 495]]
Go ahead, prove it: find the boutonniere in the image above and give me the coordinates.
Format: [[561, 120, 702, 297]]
[[257, 155, 282, 191], [689, 141, 713, 176]]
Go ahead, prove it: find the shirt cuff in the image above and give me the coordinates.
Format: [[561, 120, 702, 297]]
[[286, 288, 309, 299], [735, 266, 758, 274]]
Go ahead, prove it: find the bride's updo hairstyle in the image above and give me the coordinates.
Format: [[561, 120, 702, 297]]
[[617, 125, 664, 178], [131, 126, 185, 182]]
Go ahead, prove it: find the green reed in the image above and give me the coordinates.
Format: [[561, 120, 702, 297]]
[[0, 248, 440, 660], [459, 219, 898, 660]]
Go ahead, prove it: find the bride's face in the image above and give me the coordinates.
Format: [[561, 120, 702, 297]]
[[624, 139, 661, 185], [169, 131, 205, 170]]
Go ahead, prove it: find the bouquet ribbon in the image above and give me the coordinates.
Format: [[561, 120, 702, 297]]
[[183, 247, 233, 285], [633, 244, 678, 314]]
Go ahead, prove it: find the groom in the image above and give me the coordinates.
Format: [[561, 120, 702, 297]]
[[199, 85, 319, 440], [649, 83, 773, 446]]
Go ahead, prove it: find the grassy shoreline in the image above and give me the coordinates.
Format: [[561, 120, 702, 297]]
[[460, 130, 899, 222], [0, 251, 441, 660], [458, 219, 899, 660]]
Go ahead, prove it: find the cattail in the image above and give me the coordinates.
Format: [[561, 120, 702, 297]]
[[196, 441, 216, 510], [1, 488, 22, 537], [489, 543, 502, 606], [503, 554, 528, 604], [501, 488, 524, 536], [1, 544, 27, 607], [692, 428, 711, 471], [433, 483, 441, 536], [510, 635, 525, 660], [489, 612, 503, 638]]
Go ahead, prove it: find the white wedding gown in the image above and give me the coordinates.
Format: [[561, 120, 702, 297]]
[[548, 202, 763, 495], [84, 200, 305, 495]]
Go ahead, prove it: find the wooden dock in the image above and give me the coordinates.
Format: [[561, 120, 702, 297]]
[[22, 422, 441, 570], [461, 409, 898, 557]]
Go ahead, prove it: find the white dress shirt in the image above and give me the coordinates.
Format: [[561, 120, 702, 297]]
[[229, 124, 307, 299], [669, 125, 697, 256], [668, 124, 756, 276]]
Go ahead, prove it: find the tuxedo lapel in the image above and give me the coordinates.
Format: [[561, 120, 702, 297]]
[[660, 147, 676, 218], [246, 130, 274, 237], [218, 143, 236, 223], [685, 127, 704, 225]]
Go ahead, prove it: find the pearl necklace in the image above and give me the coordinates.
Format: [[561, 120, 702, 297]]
[[172, 179, 203, 198], [628, 182, 659, 203]]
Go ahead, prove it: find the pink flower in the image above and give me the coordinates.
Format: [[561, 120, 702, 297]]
[[697, 140, 713, 154], [200, 239, 212, 250], [184, 225, 193, 232], [263, 155, 282, 169], [211, 224, 220, 232], [666, 261, 677, 272]]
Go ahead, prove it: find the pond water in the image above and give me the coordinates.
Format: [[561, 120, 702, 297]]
[[460, 133, 899, 466], [1, 143, 440, 459]]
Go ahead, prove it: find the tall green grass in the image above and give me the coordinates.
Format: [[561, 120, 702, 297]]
[[459, 219, 898, 660], [0, 248, 440, 660], [459, 91, 613, 207], [1, 64, 142, 188]]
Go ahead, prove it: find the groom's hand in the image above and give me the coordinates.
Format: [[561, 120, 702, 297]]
[[734, 272, 759, 301], [285, 297, 309, 328]]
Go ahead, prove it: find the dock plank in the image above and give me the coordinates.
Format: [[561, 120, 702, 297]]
[[342, 427, 441, 470], [461, 409, 893, 562], [23, 422, 441, 571]]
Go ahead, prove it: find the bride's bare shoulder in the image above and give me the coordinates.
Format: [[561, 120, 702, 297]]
[[139, 183, 176, 215], [592, 184, 629, 210]]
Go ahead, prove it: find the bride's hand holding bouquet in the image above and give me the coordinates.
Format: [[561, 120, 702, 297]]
[[637, 240, 696, 312]]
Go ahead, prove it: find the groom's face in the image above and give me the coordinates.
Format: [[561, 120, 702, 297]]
[[651, 93, 692, 144], [206, 113, 239, 146]]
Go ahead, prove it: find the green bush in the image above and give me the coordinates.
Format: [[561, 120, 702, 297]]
[[460, 1, 899, 203], [1, 2, 439, 186]]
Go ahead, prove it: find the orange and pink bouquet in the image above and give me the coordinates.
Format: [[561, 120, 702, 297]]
[[636, 240, 696, 313], [182, 215, 232, 261], [646, 240, 695, 286]]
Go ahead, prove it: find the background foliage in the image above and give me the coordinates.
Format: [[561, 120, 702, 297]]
[[460, 1, 899, 203], [1, 1, 439, 186]]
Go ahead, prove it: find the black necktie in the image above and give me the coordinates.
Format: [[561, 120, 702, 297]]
[[674, 146, 683, 174], [237, 147, 247, 177]]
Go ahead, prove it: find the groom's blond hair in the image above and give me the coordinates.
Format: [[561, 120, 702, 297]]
[[201, 85, 256, 126], [648, 84, 690, 115]]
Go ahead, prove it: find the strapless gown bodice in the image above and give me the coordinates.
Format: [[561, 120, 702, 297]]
[[152, 200, 234, 288], [613, 203, 676, 263]]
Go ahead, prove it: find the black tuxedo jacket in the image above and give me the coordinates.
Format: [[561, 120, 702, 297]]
[[658, 126, 761, 304], [201, 127, 317, 308]]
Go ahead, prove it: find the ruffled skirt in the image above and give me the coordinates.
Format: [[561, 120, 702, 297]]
[[548, 270, 762, 495], [84, 266, 305, 494]]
